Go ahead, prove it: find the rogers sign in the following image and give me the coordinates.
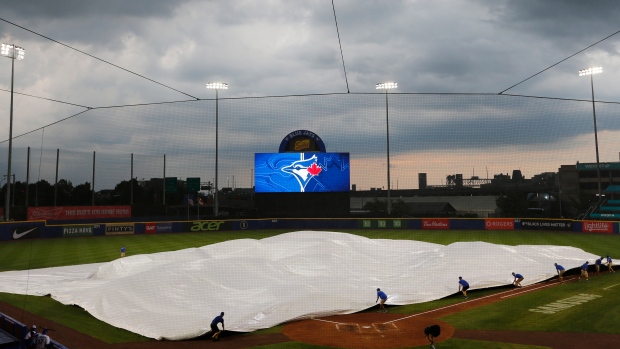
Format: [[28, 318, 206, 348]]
[[582, 221, 612, 234], [485, 219, 514, 230]]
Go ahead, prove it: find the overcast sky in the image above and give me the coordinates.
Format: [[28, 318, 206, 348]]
[[1, 0, 619, 191]]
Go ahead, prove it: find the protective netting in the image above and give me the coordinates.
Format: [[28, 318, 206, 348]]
[[2, 93, 619, 191]]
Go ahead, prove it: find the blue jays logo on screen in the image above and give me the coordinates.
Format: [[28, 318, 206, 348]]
[[255, 153, 350, 193]]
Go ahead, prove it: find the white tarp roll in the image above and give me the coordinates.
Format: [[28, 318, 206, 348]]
[[0, 231, 599, 340]]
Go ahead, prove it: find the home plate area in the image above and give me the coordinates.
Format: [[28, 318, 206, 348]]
[[337, 322, 398, 333], [282, 313, 455, 349]]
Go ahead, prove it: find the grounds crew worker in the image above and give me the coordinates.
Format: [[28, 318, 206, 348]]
[[210, 312, 225, 341]]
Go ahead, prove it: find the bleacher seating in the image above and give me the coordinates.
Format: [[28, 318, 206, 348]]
[[590, 194, 620, 220]]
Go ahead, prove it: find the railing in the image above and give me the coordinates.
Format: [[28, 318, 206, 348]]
[[578, 197, 607, 220]]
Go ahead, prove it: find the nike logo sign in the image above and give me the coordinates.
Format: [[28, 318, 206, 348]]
[[13, 227, 38, 239]]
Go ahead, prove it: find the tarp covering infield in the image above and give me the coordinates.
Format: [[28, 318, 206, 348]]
[[0, 231, 600, 340]]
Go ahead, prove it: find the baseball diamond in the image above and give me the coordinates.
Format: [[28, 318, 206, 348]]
[[0, 228, 618, 349]]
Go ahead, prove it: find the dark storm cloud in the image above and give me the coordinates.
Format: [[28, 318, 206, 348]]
[[2, 0, 620, 190], [484, 0, 620, 67], [491, 0, 620, 38], [0, 0, 194, 52], [1, 0, 185, 19]]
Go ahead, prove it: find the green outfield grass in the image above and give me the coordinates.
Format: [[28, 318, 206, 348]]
[[0, 292, 147, 343], [2, 229, 618, 272], [442, 271, 620, 334], [0, 228, 618, 347]]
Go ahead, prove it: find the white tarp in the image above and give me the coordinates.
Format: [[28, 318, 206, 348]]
[[0, 231, 599, 340]]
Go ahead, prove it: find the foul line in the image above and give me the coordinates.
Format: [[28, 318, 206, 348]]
[[316, 278, 576, 326], [312, 318, 347, 325], [383, 286, 522, 324], [373, 322, 398, 332], [383, 281, 564, 325], [501, 282, 558, 298], [603, 283, 620, 290]]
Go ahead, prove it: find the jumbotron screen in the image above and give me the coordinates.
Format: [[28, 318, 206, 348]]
[[254, 152, 350, 193]]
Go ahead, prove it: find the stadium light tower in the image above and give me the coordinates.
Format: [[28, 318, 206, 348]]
[[206, 82, 228, 217], [2, 43, 25, 221], [376, 82, 397, 215], [579, 67, 603, 199]]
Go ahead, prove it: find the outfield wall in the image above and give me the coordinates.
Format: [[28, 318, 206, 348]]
[[0, 218, 617, 241]]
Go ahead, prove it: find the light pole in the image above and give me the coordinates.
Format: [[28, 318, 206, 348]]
[[579, 67, 603, 199], [206, 82, 228, 217], [2, 43, 25, 221], [376, 82, 397, 215]]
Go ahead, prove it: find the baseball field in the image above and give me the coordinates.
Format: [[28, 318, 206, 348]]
[[1, 228, 619, 348]]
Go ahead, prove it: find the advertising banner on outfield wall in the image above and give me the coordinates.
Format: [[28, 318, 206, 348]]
[[144, 222, 177, 234], [105, 223, 135, 235], [485, 218, 514, 230], [183, 220, 233, 232], [145, 223, 156, 234], [358, 219, 404, 229], [62, 225, 95, 237], [4, 224, 43, 240], [518, 219, 572, 231], [422, 219, 449, 230], [156, 222, 176, 233], [581, 221, 613, 234], [28, 206, 131, 221]]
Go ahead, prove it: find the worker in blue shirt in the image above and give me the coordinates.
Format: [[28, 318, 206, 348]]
[[554, 263, 566, 283], [512, 272, 524, 288], [606, 255, 615, 273], [120, 245, 126, 258], [458, 277, 469, 299], [375, 288, 388, 313], [578, 261, 589, 282], [595, 257, 602, 276], [209, 312, 225, 341]]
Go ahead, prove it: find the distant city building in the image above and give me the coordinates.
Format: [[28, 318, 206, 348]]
[[418, 173, 427, 189], [558, 165, 579, 203], [556, 162, 620, 203], [512, 170, 524, 182]]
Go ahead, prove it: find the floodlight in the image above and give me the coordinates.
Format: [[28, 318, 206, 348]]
[[1, 44, 25, 60], [206, 82, 229, 217], [578, 66, 604, 199], [206, 82, 229, 90], [376, 82, 397, 90], [2, 43, 25, 221], [376, 81, 397, 214], [578, 67, 602, 76]]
